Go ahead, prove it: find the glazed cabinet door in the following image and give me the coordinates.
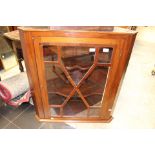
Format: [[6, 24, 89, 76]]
[[32, 36, 123, 122]]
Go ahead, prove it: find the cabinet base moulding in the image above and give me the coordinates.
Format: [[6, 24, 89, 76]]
[[35, 115, 113, 123]]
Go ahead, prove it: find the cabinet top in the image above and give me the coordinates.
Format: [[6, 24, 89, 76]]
[[18, 26, 137, 35]]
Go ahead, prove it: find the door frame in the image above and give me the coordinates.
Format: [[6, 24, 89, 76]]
[[33, 36, 122, 122]]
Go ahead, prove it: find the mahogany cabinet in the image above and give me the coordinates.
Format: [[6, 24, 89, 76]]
[[19, 27, 137, 122]]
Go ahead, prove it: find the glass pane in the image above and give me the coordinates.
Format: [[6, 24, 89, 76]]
[[98, 47, 113, 63], [86, 95, 102, 107], [61, 46, 96, 85], [51, 107, 60, 117], [79, 66, 109, 117], [42, 45, 110, 118], [88, 108, 101, 117], [45, 63, 72, 93], [43, 45, 58, 61], [63, 97, 88, 117], [44, 63, 74, 111]]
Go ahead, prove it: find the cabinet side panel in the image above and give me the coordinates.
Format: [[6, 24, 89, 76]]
[[110, 34, 137, 112], [19, 31, 45, 118], [100, 40, 122, 119], [101, 34, 137, 119]]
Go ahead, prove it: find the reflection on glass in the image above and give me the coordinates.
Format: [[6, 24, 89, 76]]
[[43, 45, 58, 61], [51, 107, 60, 117], [63, 98, 87, 117], [98, 47, 113, 63], [88, 108, 101, 117]]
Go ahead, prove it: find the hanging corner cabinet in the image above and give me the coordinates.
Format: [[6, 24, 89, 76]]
[[19, 27, 137, 122]]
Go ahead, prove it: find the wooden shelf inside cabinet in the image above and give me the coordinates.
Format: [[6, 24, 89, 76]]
[[19, 26, 137, 122]]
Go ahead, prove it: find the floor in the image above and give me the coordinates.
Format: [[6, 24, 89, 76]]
[[0, 26, 155, 129], [0, 103, 74, 129]]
